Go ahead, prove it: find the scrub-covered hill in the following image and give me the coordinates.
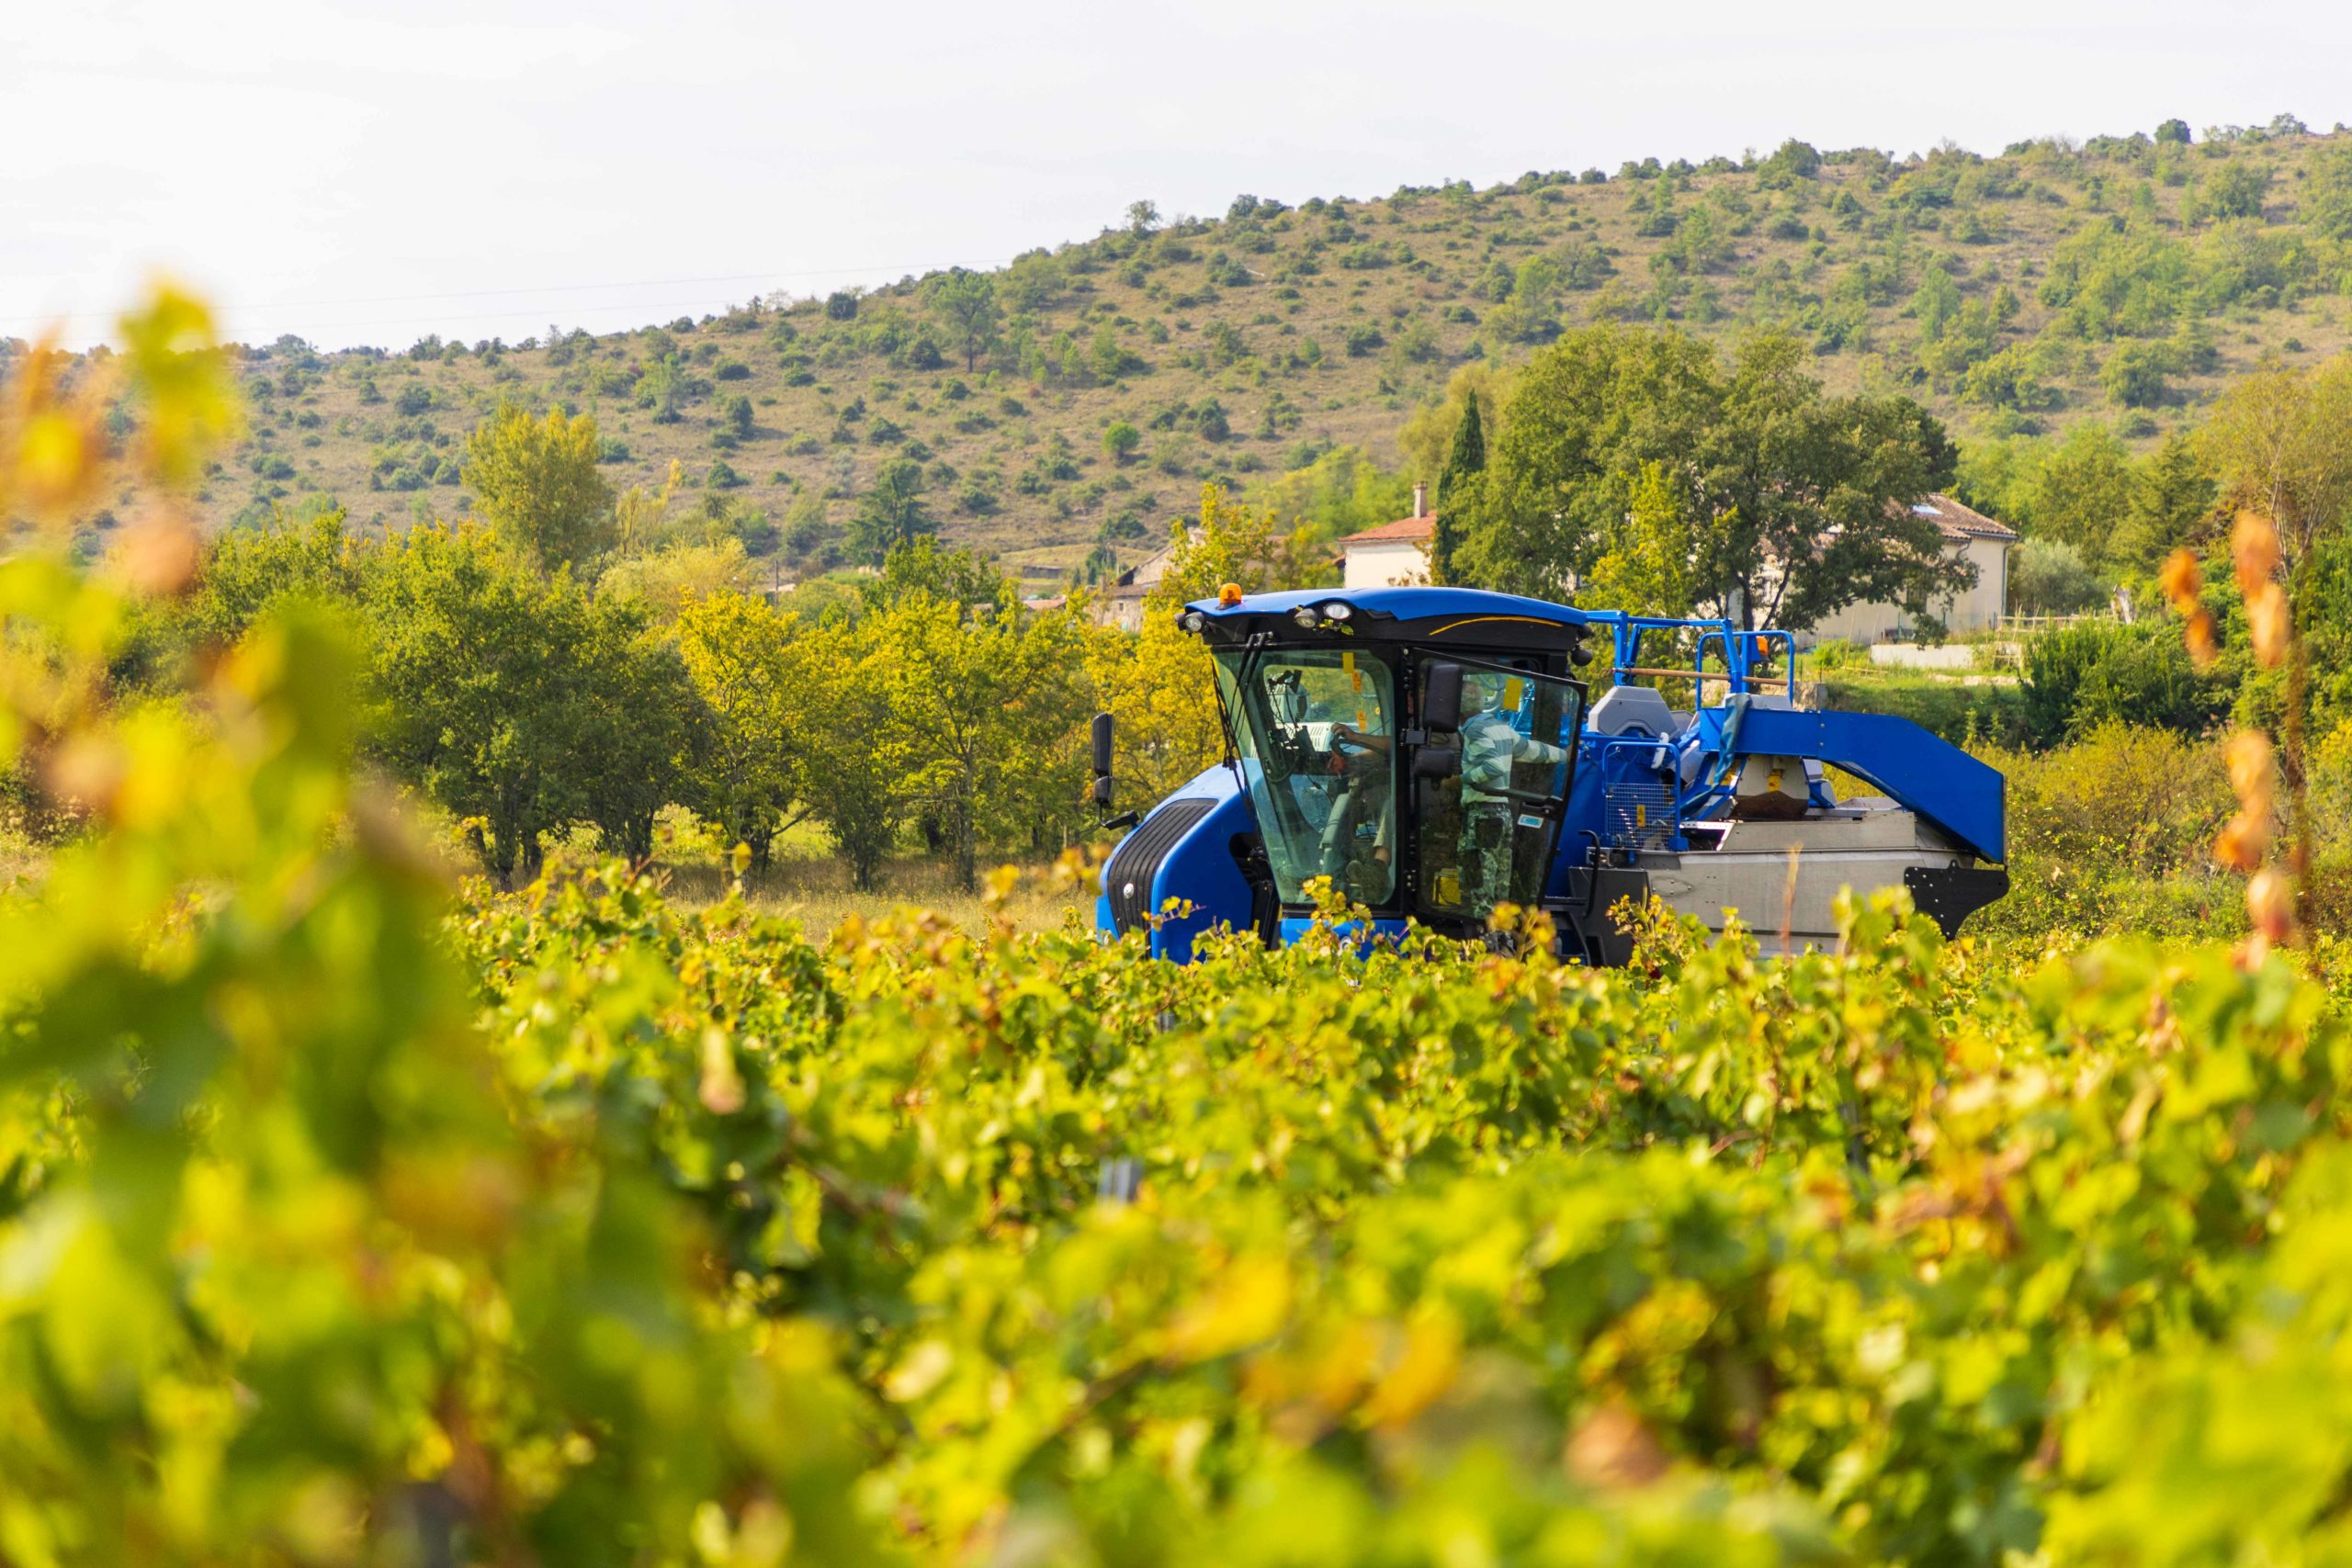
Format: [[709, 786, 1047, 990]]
[[42, 112, 2352, 588]]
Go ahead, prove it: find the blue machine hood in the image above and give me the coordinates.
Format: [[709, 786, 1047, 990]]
[[1186, 585, 1597, 627]]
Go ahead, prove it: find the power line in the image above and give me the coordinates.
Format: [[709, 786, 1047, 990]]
[[0, 254, 1022, 333], [211, 294, 840, 338]]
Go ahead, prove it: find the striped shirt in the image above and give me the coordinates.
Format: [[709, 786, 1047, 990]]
[[1462, 711, 1567, 805]]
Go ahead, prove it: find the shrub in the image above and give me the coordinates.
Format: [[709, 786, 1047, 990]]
[[1824, 671, 2031, 747], [2010, 537, 2106, 615], [2022, 619, 2227, 745], [2205, 161, 2272, 219], [1974, 722, 2237, 938], [2103, 342, 2174, 408], [394, 383, 433, 416]]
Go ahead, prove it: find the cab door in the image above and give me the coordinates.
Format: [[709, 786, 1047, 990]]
[[1406, 657, 1586, 930]]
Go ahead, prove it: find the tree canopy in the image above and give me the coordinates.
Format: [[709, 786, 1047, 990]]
[[462, 402, 616, 573], [1456, 325, 1963, 629], [924, 269, 1003, 374], [848, 457, 938, 564]]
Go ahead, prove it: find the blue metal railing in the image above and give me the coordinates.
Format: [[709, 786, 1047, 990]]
[[1570, 613, 1806, 855]]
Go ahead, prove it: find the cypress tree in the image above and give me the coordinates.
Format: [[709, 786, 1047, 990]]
[[1430, 395, 1486, 585]]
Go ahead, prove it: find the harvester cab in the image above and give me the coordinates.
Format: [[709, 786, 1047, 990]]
[[1092, 585, 2008, 964]]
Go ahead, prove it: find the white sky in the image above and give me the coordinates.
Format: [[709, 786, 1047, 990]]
[[5, 0, 2346, 351]]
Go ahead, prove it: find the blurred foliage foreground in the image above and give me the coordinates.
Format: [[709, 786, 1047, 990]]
[[12, 628, 2352, 1568], [14, 291, 2352, 1568]]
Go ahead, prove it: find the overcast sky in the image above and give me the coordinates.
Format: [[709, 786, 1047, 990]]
[[5, 0, 2346, 351]]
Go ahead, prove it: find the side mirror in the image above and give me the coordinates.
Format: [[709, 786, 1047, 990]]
[[1090, 711, 1115, 809], [1423, 662, 1464, 735]]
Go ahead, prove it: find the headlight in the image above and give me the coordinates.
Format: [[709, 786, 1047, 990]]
[[1320, 601, 1353, 622], [1291, 606, 1319, 629], [1180, 611, 1205, 634]]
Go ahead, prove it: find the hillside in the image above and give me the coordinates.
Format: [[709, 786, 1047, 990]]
[[74, 114, 2352, 585]]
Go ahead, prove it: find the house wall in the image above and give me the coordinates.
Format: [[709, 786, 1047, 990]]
[[1804, 537, 2010, 645], [1341, 539, 1429, 590], [1101, 596, 1146, 633]]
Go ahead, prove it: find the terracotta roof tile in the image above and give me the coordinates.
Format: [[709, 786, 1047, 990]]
[[1907, 492, 2018, 543], [1340, 513, 1436, 544]]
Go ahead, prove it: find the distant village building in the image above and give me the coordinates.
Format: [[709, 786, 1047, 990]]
[[1805, 494, 2019, 645], [1336, 483, 1434, 589], [1095, 529, 1194, 632]]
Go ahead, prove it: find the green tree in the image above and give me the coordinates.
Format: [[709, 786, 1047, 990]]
[[2200, 356, 2352, 571], [1103, 420, 1142, 464], [1089, 326, 1141, 380], [1708, 336, 1962, 630], [867, 536, 1009, 610], [2204, 162, 2272, 220], [876, 592, 1017, 893], [2009, 537, 2106, 616], [847, 457, 937, 564], [925, 268, 1003, 374], [781, 489, 833, 562], [722, 393, 754, 439], [2024, 422, 2139, 568], [2303, 139, 2352, 238], [1456, 324, 1720, 600], [1157, 482, 1279, 604], [675, 591, 811, 870], [597, 536, 752, 621], [462, 402, 616, 573], [636, 354, 684, 423], [1396, 365, 1515, 485], [1430, 391, 1485, 585], [361, 525, 610, 883], [1125, 199, 1161, 237], [1460, 326, 1962, 629], [802, 616, 910, 889], [2021, 621, 2224, 744], [2113, 431, 2218, 570], [2102, 342, 2174, 409], [1910, 268, 1962, 342], [566, 615, 705, 861], [1581, 461, 1707, 618], [879, 591, 1090, 888], [180, 502, 363, 646]]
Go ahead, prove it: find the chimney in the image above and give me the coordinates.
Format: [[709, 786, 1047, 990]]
[[1413, 480, 1429, 517]]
